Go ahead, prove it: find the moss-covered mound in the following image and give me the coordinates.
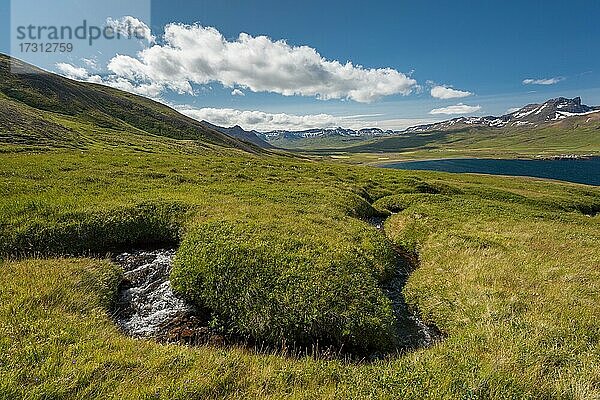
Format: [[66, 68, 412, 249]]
[[0, 201, 189, 256], [171, 214, 400, 353]]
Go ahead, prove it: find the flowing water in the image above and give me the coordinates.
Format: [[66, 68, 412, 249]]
[[112, 249, 199, 338]]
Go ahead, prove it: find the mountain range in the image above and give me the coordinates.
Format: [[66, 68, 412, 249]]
[[204, 97, 600, 147], [199, 121, 274, 148], [200, 124, 397, 145]]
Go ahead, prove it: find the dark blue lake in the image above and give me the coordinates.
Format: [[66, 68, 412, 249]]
[[383, 157, 600, 186]]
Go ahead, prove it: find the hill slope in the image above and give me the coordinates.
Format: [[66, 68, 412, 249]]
[[0, 55, 264, 154]]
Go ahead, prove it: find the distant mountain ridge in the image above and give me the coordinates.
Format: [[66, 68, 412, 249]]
[[405, 97, 600, 133], [200, 121, 274, 148], [262, 127, 396, 140], [204, 97, 600, 145], [204, 125, 398, 144]]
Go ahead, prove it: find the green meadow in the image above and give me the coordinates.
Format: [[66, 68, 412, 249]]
[[1, 149, 599, 399], [1, 54, 600, 399]]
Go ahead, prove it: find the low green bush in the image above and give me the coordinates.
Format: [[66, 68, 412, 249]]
[[171, 214, 400, 353]]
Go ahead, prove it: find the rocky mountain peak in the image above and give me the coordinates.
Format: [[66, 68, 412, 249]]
[[406, 96, 600, 133]]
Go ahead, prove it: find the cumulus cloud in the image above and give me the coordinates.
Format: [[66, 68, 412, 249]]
[[522, 77, 564, 85], [180, 107, 350, 131], [429, 103, 481, 115], [104, 23, 417, 102], [52, 60, 432, 131], [105, 16, 155, 43], [178, 107, 431, 132], [101, 78, 165, 98], [430, 85, 472, 99], [231, 89, 245, 96], [56, 63, 90, 80], [55, 62, 166, 97]]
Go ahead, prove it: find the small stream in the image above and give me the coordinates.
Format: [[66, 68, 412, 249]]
[[112, 249, 212, 344], [367, 216, 441, 349], [112, 218, 440, 353]]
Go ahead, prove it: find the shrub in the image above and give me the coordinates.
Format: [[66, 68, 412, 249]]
[[0, 201, 190, 256]]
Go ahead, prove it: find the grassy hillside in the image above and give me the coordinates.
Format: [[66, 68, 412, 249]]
[[0, 55, 265, 154]]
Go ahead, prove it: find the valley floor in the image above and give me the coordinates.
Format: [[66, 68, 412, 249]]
[[268, 121, 600, 165]]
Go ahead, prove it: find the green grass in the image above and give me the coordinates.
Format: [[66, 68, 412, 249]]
[[1, 148, 600, 398], [172, 213, 399, 353]]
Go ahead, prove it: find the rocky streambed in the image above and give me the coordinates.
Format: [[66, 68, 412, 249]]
[[367, 216, 441, 349], [382, 254, 440, 349]]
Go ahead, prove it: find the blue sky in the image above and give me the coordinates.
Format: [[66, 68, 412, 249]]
[[2, 0, 600, 130]]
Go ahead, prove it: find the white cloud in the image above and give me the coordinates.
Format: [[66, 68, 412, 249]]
[[180, 108, 351, 131], [101, 77, 165, 98], [82, 58, 99, 70], [52, 61, 431, 130], [178, 106, 432, 132], [430, 85, 472, 99], [522, 77, 564, 85], [54, 62, 167, 97], [506, 107, 521, 114], [429, 103, 481, 115], [231, 89, 245, 96], [56, 63, 90, 80], [105, 16, 155, 43], [104, 23, 418, 102]]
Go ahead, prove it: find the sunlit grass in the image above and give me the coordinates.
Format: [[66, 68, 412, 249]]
[[1, 148, 599, 398]]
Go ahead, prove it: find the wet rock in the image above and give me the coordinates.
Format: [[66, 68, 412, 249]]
[[159, 315, 224, 345]]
